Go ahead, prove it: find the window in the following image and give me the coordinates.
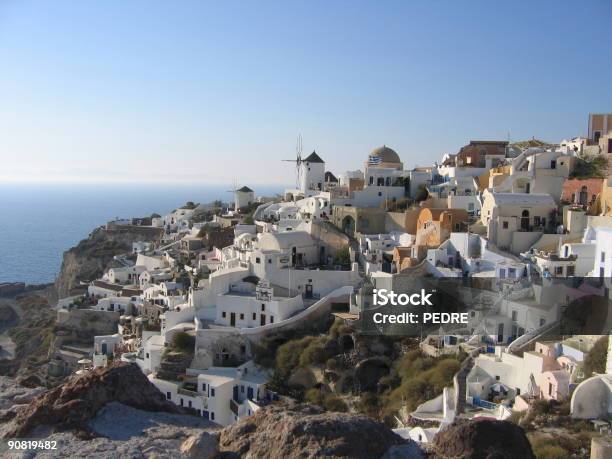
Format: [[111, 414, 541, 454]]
[[270, 316, 274, 323], [378, 192, 382, 197], [222, 311, 226, 318], [495, 375, 500, 381], [468, 203, 474, 211], [567, 265, 575, 276], [369, 176, 374, 185], [202, 383, 207, 391], [594, 131, 601, 143], [241, 385, 245, 393], [166, 392, 171, 400], [508, 268, 516, 277], [502, 221, 509, 229], [188, 400, 192, 408], [211, 412, 215, 420], [256, 257, 261, 264], [516, 388, 521, 396], [539, 318, 546, 327], [180, 398, 184, 406], [211, 388, 215, 397], [512, 311, 517, 321], [550, 160, 556, 169], [261, 304, 265, 311], [601, 252, 606, 263], [240, 313, 244, 320], [268, 259, 272, 264], [252, 312, 256, 320], [146, 353, 149, 358]]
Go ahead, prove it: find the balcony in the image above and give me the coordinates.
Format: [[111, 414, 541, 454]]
[[230, 398, 240, 416], [177, 387, 199, 397]]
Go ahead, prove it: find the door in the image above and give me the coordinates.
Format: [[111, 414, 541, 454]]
[[230, 312, 236, 327], [247, 387, 254, 400], [497, 323, 504, 343], [305, 284, 313, 299], [260, 314, 266, 326], [203, 410, 209, 420], [233, 385, 239, 402], [520, 210, 530, 231]]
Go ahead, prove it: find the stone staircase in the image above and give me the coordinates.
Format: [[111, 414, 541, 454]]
[[155, 351, 192, 381], [454, 355, 475, 415]]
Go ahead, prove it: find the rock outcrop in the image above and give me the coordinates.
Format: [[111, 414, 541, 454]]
[[180, 431, 220, 459], [219, 403, 408, 459], [431, 419, 535, 459], [55, 226, 163, 297], [3, 363, 179, 437]]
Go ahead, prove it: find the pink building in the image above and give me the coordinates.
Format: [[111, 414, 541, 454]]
[[540, 370, 570, 401]]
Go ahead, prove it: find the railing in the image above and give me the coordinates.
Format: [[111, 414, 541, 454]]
[[473, 398, 498, 410], [178, 387, 199, 397], [229, 398, 240, 416]]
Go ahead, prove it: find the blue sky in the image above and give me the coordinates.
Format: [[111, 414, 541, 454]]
[[1, 0, 611, 186]]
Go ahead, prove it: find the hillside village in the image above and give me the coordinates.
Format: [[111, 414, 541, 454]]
[[25, 113, 612, 454]]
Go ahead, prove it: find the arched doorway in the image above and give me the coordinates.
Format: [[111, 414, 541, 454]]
[[342, 216, 355, 236], [579, 186, 588, 205], [521, 210, 530, 231]]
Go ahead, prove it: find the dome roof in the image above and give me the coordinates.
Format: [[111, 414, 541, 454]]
[[369, 145, 401, 165]]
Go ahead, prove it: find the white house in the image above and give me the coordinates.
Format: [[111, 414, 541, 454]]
[[481, 190, 556, 254], [150, 360, 270, 426]]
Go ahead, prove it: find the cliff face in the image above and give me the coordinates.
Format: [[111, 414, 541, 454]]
[[219, 402, 408, 459], [3, 363, 180, 438], [55, 226, 163, 298]]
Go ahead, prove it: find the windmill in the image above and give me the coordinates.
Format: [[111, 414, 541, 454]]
[[226, 178, 238, 211], [282, 134, 303, 189]]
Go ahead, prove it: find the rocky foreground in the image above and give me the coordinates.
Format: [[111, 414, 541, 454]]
[[0, 363, 536, 458]]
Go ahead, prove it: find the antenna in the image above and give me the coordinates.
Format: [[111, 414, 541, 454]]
[[282, 134, 303, 188]]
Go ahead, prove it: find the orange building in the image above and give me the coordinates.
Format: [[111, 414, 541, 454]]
[[560, 178, 603, 208], [415, 208, 469, 247]]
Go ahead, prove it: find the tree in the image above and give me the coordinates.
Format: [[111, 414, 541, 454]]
[[197, 224, 212, 238], [414, 184, 429, 202], [583, 335, 608, 376], [172, 332, 195, 352], [333, 247, 351, 267]]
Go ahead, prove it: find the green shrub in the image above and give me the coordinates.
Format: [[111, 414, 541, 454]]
[[276, 336, 315, 377], [415, 184, 429, 202], [326, 358, 339, 371], [355, 391, 381, 418], [584, 336, 608, 376], [530, 437, 571, 459], [333, 247, 351, 267], [299, 338, 328, 366], [323, 395, 348, 412], [172, 332, 195, 352], [570, 155, 608, 179]]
